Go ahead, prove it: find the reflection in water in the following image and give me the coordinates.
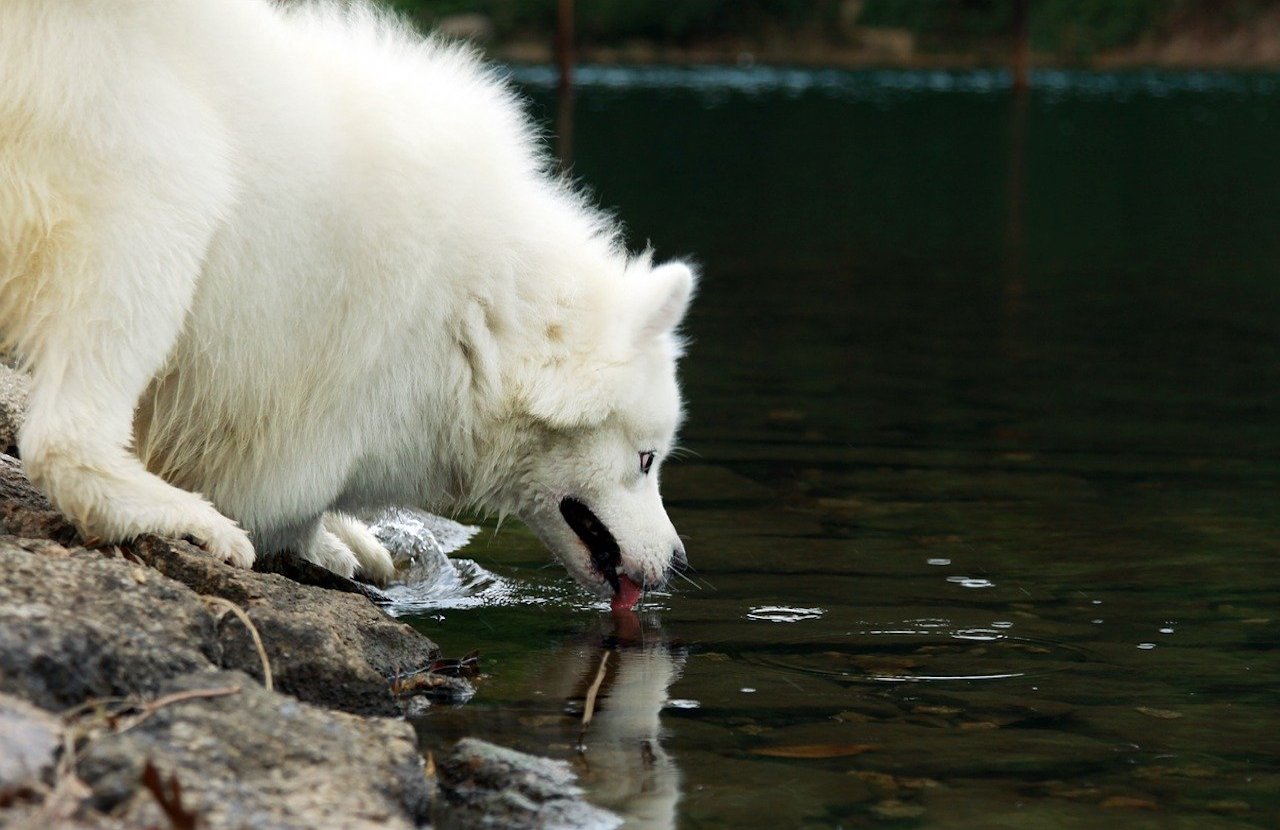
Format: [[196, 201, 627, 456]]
[[552, 615, 684, 828], [415, 614, 686, 829], [411, 67, 1280, 826]]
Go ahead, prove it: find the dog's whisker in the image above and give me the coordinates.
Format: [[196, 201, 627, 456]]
[[671, 568, 702, 590]]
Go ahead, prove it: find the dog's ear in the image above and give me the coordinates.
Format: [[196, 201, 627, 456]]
[[633, 261, 695, 343], [521, 260, 694, 429]]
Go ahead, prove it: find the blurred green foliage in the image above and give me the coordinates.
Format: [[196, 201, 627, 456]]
[[859, 0, 1163, 55], [385, 0, 1277, 56], [389, 0, 834, 43]]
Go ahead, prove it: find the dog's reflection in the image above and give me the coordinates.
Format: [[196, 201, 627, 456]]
[[538, 614, 685, 829]]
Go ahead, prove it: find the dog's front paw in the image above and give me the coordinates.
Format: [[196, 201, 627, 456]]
[[300, 525, 360, 579], [184, 509, 256, 569], [322, 513, 396, 586], [354, 542, 396, 586]]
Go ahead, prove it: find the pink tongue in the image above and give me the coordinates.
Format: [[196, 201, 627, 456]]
[[610, 575, 643, 612]]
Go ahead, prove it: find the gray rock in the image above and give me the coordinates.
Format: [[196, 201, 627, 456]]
[[0, 363, 27, 456], [129, 534, 438, 717], [0, 693, 59, 798], [75, 670, 432, 830], [0, 544, 223, 711], [0, 455, 439, 717], [436, 738, 622, 830], [0, 539, 438, 829], [0, 454, 81, 547]]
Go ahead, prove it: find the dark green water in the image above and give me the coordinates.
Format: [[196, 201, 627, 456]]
[[409, 68, 1280, 828]]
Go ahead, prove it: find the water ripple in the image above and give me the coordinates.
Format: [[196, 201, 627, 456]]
[[746, 605, 826, 623]]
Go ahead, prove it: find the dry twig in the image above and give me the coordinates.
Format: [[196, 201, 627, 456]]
[[141, 760, 200, 830], [18, 685, 242, 830], [580, 651, 610, 730], [202, 595, 273, 691]]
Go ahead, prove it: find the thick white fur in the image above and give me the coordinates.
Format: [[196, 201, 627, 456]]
[[0, 0, 693, 591]]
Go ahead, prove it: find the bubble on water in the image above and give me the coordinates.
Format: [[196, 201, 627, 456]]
[[946, 576, 995, 589], [1137, 643, 1157, 650], [740, 687, 757, 694], [1159, 627, 1174, 634], [953, 628, 1004, 642], [1091, 599, 1103, 605], [1091, 619, 1104, 624], [926, 557, 951, 566], [746, 606, 825, 623], [666, 699, 701, 710], [992, 621, 1014, 629]]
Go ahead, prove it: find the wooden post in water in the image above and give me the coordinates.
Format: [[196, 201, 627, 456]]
[[555, 0, 575, 167], [1011, 0, 1030, 94]]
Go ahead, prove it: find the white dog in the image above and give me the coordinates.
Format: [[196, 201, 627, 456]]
[[0, 0, 693, 605]]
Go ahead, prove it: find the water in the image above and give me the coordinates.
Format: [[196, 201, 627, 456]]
[[402, 68, 1280, 828]]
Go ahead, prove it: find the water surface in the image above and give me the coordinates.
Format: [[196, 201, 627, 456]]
[[407, 68, 1280, 829]]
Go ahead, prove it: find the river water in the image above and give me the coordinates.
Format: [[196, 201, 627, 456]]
[[404, 68, 1280, 829]]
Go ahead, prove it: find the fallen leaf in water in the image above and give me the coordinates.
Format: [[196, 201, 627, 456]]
[[1135, 706, 1183, 719], [767, 409, 805, 423], [751, 743, 879, 759], [517, 715, 563, 729], [851, 655, 919, 673], [1101, 796, 1158, 810], [911, 704, 961, 716], [1041, 782, 1102, 801], [1134, 764, 1218, 781], [958, 721, 999, 731], [850, 771, 898, 797], [871, 800, 925, 819], [1207, 800, 1250, 814]]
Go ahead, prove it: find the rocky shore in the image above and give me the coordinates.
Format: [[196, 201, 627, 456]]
[[0, 365, 619, 829]]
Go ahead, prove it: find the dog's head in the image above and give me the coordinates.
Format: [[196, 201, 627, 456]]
[[503, 258, 695, 605]]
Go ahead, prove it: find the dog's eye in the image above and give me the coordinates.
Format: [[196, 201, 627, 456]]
[[639, 451, 655, 474]]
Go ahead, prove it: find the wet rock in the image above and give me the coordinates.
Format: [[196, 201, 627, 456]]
[[436, 738, 622, 830], [75, 670, 433, 830], [0, 454, 438, 717]]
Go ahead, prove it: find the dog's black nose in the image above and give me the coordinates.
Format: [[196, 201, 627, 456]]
[[671, 544, 688, 573]]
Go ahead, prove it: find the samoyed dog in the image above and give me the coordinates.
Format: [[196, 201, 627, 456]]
[[0, 0, 693, 606]]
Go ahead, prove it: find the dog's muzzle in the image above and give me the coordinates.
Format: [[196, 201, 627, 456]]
[[559, 496, 622, 592]]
